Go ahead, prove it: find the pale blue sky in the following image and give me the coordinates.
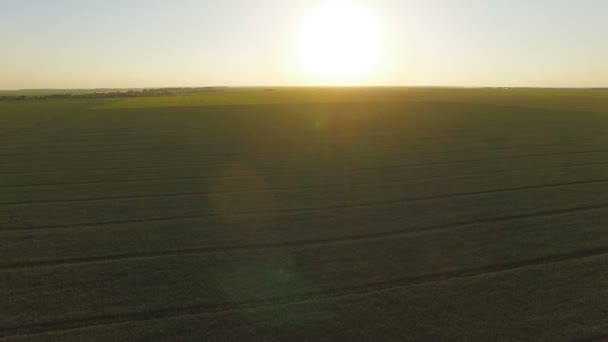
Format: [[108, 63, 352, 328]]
[[1, 0, 607, 88]]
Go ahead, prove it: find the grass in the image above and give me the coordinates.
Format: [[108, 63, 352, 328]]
[[1, 88, 608, 341]]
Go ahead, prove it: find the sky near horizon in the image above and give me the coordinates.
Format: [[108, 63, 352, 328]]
[[1, 0, 607, 89]]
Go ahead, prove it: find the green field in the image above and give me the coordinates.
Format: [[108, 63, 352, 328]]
[[3, 88, 608, 341]]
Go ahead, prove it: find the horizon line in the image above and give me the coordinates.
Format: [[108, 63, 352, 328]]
[[2, 85, 608, 92]]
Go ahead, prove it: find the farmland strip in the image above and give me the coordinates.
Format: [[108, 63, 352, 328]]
[[2, 134, 608, 158], [5, 147, 608, 176], [2, 244, 608, 339], [3, 158, 608, 190], [3, 175, 608, 207], [3, 200, 608, 270]]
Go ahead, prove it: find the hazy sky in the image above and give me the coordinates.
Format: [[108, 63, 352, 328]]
[[1, 0, 607, 89]]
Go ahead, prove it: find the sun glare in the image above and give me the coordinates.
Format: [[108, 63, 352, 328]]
[[297, 2, 383, 84]]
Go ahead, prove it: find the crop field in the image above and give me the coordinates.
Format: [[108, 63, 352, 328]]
[[3, 88, 608, 341]]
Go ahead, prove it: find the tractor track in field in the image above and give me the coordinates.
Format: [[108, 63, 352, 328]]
[[0, 124, 474, 150], [573, 333, 608, 342], [2, 131, 203, 146], [1, 176, 608, 232], [3, 180, 608, 233], [0, 135, 457, 156], [4, 146, 608, 177], [0, 131, 420, 150], [2, 131, 601, 157], [1, 106, 604, 150], [3, 200, 608, 271], [3, 173, 608, 207], [1, 134, 607, 158], [3, 157, 608, 190], [3, 243, 608, 339], [0, 113, 80, 142]]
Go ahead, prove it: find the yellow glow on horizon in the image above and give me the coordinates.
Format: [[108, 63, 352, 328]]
[[296, 2, 384, 84]]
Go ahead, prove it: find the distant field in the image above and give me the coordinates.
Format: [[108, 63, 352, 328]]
[[2, 88, 608, 341], [0, 89, 141, 96], [97, 87, 608, 113]]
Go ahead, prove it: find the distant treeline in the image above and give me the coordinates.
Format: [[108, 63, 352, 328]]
[[0, 87, 225, 101]]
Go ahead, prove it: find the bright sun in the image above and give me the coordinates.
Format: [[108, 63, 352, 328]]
[[297, 2, 383, 84]]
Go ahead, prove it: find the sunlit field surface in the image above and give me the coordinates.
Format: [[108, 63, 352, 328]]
[[2, 88, 608, 341]]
